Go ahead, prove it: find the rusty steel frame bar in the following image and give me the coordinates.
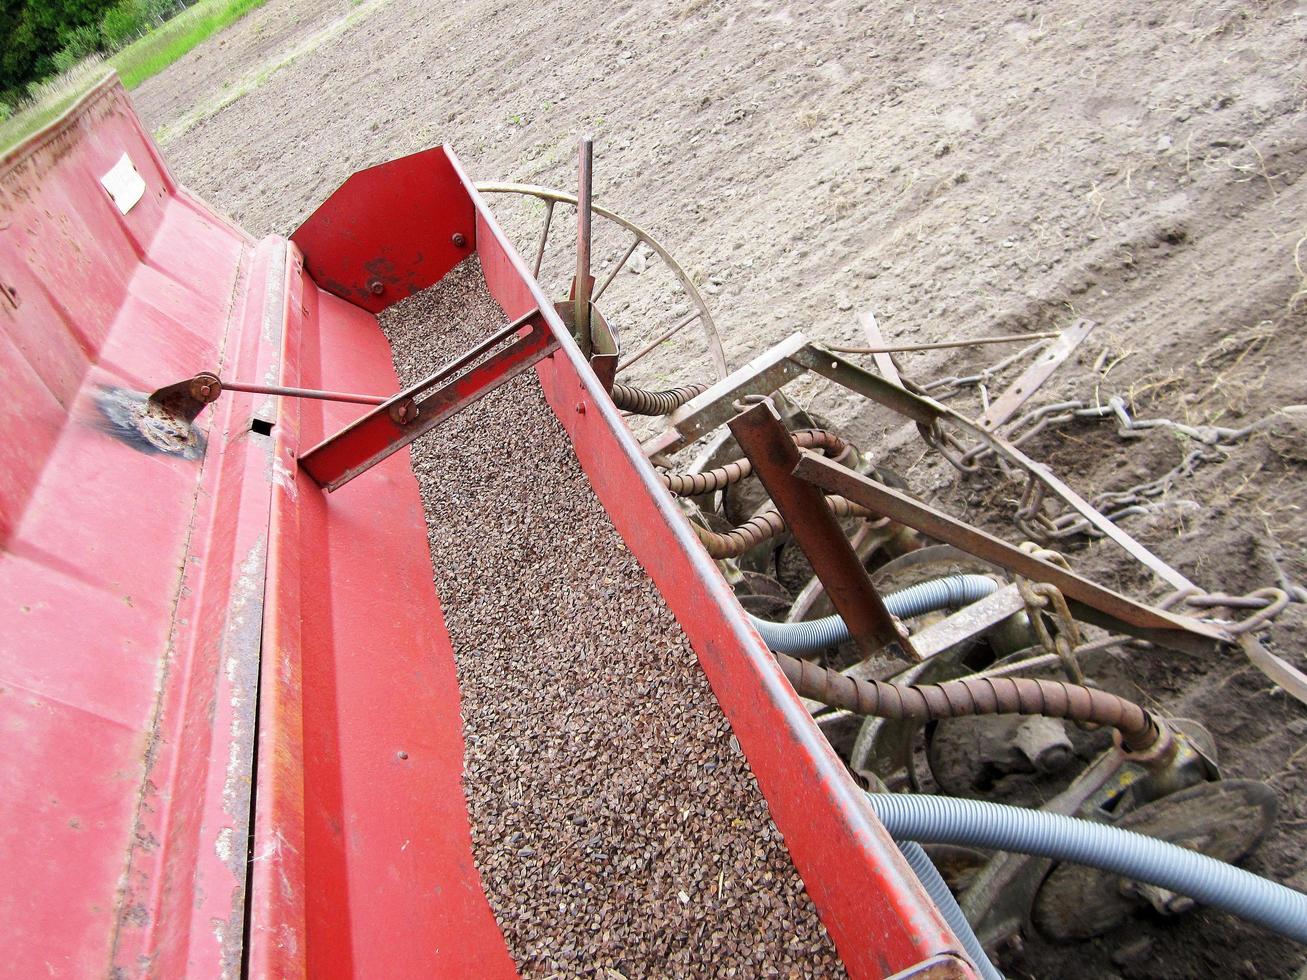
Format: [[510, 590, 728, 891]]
[[978, 318, 1098, 431], [798, 341, 1196, 591], [729, 401, 917, 661], [299, 314, 558, 491], [642, 330, 1194, 592], [792, 451, 1226, 655]]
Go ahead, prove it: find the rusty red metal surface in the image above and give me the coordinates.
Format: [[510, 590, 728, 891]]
[[1, 78, 977, 978], [729, 400, 916, 662]]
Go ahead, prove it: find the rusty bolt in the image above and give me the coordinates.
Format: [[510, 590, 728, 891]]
[[368, 277, 385, 296], [397, 750, 409, 760], [452, 233, 467, 248], [575, 402, 586, 415], [389, 398, 419, 425], [189, 372, 222, 403]]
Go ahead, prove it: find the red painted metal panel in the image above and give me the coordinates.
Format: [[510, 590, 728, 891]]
[[298, 314, 556, 490], [0, 77, 268, 977], [290, 146, 476, 313], [4, 79, 977, 979], [249, 250, 516, 977]]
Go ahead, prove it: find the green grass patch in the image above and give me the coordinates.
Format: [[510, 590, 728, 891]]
[[1, 0, 270, 153], [113, 0, 269, 87]]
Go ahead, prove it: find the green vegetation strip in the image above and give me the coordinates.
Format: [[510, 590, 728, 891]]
[[1, 0, 270, 152]]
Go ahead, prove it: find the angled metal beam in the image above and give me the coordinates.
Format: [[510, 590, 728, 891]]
[[790, 343, 943, 427], [300, 311, 557, 491], [979, 318, 1098, 431], [792, 451, 1226, 655], [729, 401, 917, 662]]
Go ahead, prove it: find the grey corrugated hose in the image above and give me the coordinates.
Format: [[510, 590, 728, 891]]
[[896, 840, 1005, 980], [867, 792, 1307, 944], [748, 574, 998, 654]]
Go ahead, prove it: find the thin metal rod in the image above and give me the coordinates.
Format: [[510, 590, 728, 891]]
[[221, 380, 387, 406], [532, 200, 554, 279], [575, 137, 594, 353], [595, 234, 640, 302], [617, 309, 701, 372], [826, 331, 1059, 355]]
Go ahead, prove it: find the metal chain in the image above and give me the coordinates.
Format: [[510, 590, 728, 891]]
[[925, 368, 1281, 540], [916, 353, 1301, 635], [918, 340, 1050, 411], [1159, 586, 1292, 636], [1014, 543, 1086, 684]]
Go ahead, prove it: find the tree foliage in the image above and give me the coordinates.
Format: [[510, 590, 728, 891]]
[[1, 0, 178, 102]]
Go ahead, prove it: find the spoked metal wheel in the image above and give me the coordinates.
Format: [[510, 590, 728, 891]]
[[475, 183, 729, 393]]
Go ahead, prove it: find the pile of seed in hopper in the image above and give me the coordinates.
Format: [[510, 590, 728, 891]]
[[379, 258, 845, 977]]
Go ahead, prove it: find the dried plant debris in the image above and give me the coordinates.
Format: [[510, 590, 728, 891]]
[[380, 258, 845, 978]]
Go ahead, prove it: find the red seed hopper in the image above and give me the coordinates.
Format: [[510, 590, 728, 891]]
[[0, 77, 975, 977]]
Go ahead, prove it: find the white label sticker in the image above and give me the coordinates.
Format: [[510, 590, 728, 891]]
[[100, 153, 146, 215]]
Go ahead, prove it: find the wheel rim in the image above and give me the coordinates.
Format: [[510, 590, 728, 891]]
[[475, 182, 728, 382]]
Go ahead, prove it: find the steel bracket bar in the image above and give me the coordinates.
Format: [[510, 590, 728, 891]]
[[556, 300, 619, 392], [729, 401, 917, 662], [792, 451, 1227, 655], [300, 312, 558, 491], [979, 317, 1098, 431], [789, 343, 944, 427], [642, 333, 947, 457], [643, 333, 811, 456]]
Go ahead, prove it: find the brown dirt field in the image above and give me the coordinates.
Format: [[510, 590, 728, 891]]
[[130, 1, 1307, 977]]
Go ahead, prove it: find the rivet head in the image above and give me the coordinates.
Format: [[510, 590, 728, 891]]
[[575, 402, 586, 415], [452, 233, 467, 248], [368, 277, 385, 295], [397, 750, 409, 760]]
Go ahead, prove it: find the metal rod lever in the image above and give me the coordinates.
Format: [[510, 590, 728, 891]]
[[575, 136, 594, 357], [219, 379, 388, 406]]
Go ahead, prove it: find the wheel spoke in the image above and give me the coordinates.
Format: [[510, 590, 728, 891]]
[[532, 200, 555, 279], [476, 182, 728, 380], [617, 310, 701, 373], [595, 234, 641, 302]]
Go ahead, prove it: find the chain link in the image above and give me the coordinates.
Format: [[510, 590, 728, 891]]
[[1014, 543, 1086, 683], [921, 344, 1280, 543], [1159, 586, 1292, 636]]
